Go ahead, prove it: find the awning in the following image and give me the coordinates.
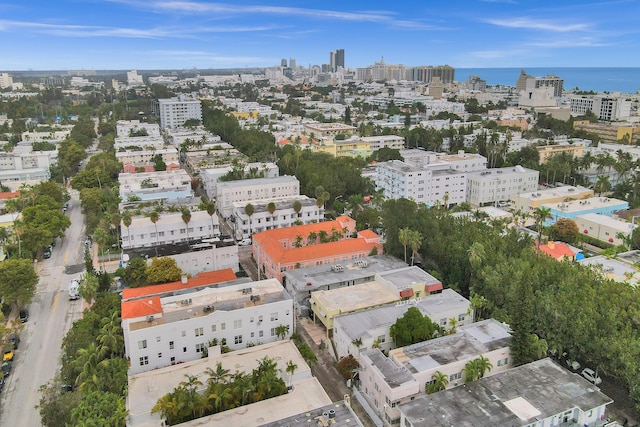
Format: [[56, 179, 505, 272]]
[[399, 289, 414, 298], [425, 283, 443, 293]]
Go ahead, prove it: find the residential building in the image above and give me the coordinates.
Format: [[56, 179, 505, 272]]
[[303, 123, 357, 137], [0, 149, 54, 189], [127, 70, 144, 87], [127, 340, 325, 427], [361, 319, 512, 425], [570, 95, 632, 121], [216, 176, 300, 218], [536, 143, 584, 164], [466, 166, 539, 206], [542, 197, 629, 226], [575, 212, 637, 245], [597, 142, 640, 162], [120, 209, 219, 249], [578, 251, 640, 287], [333, 289, 471, 360], [573, 120, 640, 144], [311, 267, 445, 335], [512, 185, 593, 214], [252, 216, 382, 284], [232, 195, 323, 239], [0, 73, 13, 89], [114, 135, 165, 152], [538, 241, 578, 261], [398, 358, 612, 427], [518, 87, 558, 108], [284, 255, 408, 306], [116, 120, 161, 137], [517, 71, 563, 97], [118, 170, 193, 203], [122, 278, 294, 375], [259, 400, 364, 427], [115, 147, 179, 169], [312, 135, 405, 158], [201, 162, 279, 199], [180, 143, 246, 175], [155, 96, 202, 129], [330, 49, 345, 72]]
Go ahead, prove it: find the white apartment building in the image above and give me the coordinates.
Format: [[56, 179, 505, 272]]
[[360, 135, 405, 151], [114, 135, 165, 151], [115, 147, 179, 167], [570, 95, 632, 121], [597, 142, 640, 162], [0, 150, 54, 188], [21, 126, 73, 143], [116, 120, 161, 137], [118, 170, 193, 202], [400, 150, 488, 172], [333, 289, 472, 360], [122, 278, 294, 375], [359, 319, 512, 425], [121, 210, 219, 249], [216, 176, 300, 218], [518, 87, 558, 108], [156, 96, 202, 129], [466, 166, 539, 206], [127, 70, 144, 87], [165, 127, 222, 147], [232, 195, 323, 239], [0, 73, 13, 89], [201, 162, 279, 199], [398, 358, 612, 427], [376, 160, 467, 207]]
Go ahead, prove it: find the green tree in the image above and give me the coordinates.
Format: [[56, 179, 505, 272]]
[[124, 257, 148, 287], [38, 375, 82, 427], [267, 202, 277, 229], [244, 203, 255, 235], [390, 307, 439, 347], [533, 207, 552, 249], [553, 218, 579, 243], [78, 274, 99, 305], [70, 391, 127, 426], [181, 208, 192, 243], [275, 324, 289, 340], [285, 360, 298, 388], [398, 227, 411, 264], [149, 210, 160, 257], [205, 201, 217, 237], [426, 371, 449, 394], [0, 259, 38, 312], [146, 257, 182, 285], [408, 229, 423, 266]]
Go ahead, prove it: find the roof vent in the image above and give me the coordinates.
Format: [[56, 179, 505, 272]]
[[332, 264, 344, 272], [146, 315, 155, 322], [250, 295, 261, 302]]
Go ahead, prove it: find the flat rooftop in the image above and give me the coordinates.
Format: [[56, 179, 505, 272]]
[[258, 401, 364, 427], [390, 319, 511, 374], [518, 185, 592, 200], [312, 280, 399, 313], [577, 213, 638, 232], [542, 197, 628, 213], [399, 358, 613, 427], [334, 289, 470, 342], [378, 266, 441, 290], [127, 340, 318, 427], [578, 255, 640, 286], [217, 175, 298, 189], [363, 349, 416, 389], [286, 255, 407, 292]]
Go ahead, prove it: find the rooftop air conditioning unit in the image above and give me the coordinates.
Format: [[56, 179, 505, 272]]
[[146, 315, 155, 322], [250, 295, 261, 302]]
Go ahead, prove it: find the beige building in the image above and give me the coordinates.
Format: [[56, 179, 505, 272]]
[[512, 185, 593, 213], [535, 144, 584, 164], [303, 122, 357, 137], [575, 213, 637, 245]]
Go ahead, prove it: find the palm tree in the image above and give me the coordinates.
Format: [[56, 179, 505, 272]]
[[275, 324, 289, 340], [110, 211, 121, 249], [97, 312, 124, 358], [285, 360, 298, 388], [122, 212, 132, 247], [408, 230, 422, 266], [398, 227, 411, 264], [292, 200, 302, 220], [267, 202, 277, 230], [426, 371, 449, 394], [205, 201, 217, 237], [594, 175, 611, 196], [463, 359, 480, 383], [308, 231, 318, 244], [244, 203, 254, 235], [149, 210, 160, 257], [533, 207, 552, 249], [181, 208, 192, 244], [74, 342, 107, 389], [474, 355, 493, 379]]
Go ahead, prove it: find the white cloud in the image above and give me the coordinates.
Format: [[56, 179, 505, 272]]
[[484, 17, 590, 32]]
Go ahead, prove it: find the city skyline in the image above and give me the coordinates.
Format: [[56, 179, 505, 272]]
[[1, 0, 639, 70]]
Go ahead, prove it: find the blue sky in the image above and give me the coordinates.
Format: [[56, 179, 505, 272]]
[[1, 0, 638, 70]]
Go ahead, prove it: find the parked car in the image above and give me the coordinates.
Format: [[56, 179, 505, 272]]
[[238, 238, 252, 246], [1, 361, 12, 377], [19, 308, 29, 323], [565, 359, 581, 371], [581, 368, 602, 385], [0, 376, 5, 392], [3, 347, 13, 362], [43, 247, 52, 259], [7, 334, 19, 350]]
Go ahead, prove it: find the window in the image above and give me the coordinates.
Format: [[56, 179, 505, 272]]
[[181, 330, 186, 337], [158, 353, 162, 358], [377, 335, 386, 343], [449, 372, 462, 381], [497, 357, 509, 367], [183, 347, 187, 352], [440, 318, 447, 326], [138, 340, 147, 349], [171, 357, 176, 364], [270, 313, 278, 321], [169, 341, 174, 350], [139, 356, 149, 366], [271, 328, 276, 337], [221, 322, 226, 330], [195, 327, 204, 337], [234, 319, 242, 329], [211, 324, 217, 332], [458, 314, 465, 321], [156, 336, 161, 342], [234, 335, 243, 344], [250, 317, 254, 323], [259, 330, 264, 338], [196, 343, 206, 353], [251, 332, 254, 338]]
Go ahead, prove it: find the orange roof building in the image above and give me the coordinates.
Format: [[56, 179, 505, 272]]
[[252, 216, 383, 284], [538, 241, 576, 261], [122, 296, 162, 320], [122, 268, 237, 301]]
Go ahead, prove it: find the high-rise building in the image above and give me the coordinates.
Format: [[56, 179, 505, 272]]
[[289, 58, 296, 70], [127, 70, 144, 87], [517, 70, 564, 97], [155, 95, 202, 129], [0, 73, 13, 89], [330, 49, 345, 72], [280, 58, 288, 67], [430, 65, 455, 84]]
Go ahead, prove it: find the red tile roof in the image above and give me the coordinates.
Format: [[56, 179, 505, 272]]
[[252, 217, 356, 244], [0, 191, 20, 200], [122, 268, 237, 301], [278, 239, 380, 264], [122, 296, 162, 319], [538, 242, 576, 260], [357, 229, 379, 239]]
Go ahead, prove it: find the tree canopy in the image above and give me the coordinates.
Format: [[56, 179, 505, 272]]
[[0, 259, 38, 311], [390, 307, 440, 347]]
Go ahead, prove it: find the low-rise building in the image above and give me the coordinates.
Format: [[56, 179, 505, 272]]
[[122, 278, 294, 375], [118, 170, 193, 203], [216, 176, 300, 218], [121, 209, 219, 250], [360, 319, 512, 425], [575, 212, 637, 245], [466, 166, 539, 207], [512, 185, 593, 213], [397, 358, 612, 427], [232, 195, 323, 239], [303, 122, 357, 137], [201, 162, 279, 199], [535, 143, 584, 164], [542, 197, 629, 226], [116, 120, 161, 137], [252, 216, 382, 285], [538, 241, 578, 261], [312, 135, 405, 158], [578, 251, 640, 286], [116, 147, 179, 169], [573, 120, 640, 144], [333, 289, 471, 360]]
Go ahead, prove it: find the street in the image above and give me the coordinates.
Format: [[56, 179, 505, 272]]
[[0, 191, 86, 427]]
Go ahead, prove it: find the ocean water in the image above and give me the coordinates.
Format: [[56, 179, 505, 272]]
[[455, 67, 640, 94]]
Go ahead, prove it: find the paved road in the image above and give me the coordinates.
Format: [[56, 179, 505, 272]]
[[1, 191, 86, 427]]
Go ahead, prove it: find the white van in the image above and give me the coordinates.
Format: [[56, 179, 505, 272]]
[[238, 238, 252, 246]]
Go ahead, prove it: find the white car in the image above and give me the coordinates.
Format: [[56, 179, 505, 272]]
[[581, 368, 602, 385], [238, 238, 252, 246], [565, 359, 581, 371]]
